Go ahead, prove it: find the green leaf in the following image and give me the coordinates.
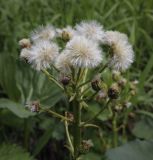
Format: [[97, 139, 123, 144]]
[[33, 127, 53, 156], [0, 98, 35, 118], [0, 143, 34, 160], [106, 140, 153, 160], [33, 120, 64, 156], [0, 110, 24, 128], [132, 117, 153, 140], [139, 54, 153, 91], [0, 54, 20, 101], [88, 102, 112, 121], [79, 152, 102, 160], [16, 62, 63, 106]]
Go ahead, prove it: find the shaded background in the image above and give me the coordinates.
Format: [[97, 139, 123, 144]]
[[0, 0, 153, 160]]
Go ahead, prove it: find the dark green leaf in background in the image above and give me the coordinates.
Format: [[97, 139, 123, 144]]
[[106, 140, 153, 160], [0, 98, 35, 118]]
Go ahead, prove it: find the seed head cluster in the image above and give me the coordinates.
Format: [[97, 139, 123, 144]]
[[19, 21, 134, 72]]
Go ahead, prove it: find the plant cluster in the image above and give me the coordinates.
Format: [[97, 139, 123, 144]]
[[19, 21, 135, 159]]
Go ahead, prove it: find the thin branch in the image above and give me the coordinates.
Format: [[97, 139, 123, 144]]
[[81, 100, 110, 126], [64, 118, 74, 156], [40, 106, 69, 121], [42, 69, 64, 90]]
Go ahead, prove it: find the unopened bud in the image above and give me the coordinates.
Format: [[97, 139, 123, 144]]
[[128, 112, 135, 118], [130, 80, 138, 91], [112, 70, 121, 81], [91, 80, 101, 91], [108, 83, 120, 99], [19, 38, 31, 48], [65, 112, 74, 122], [60, 76, 71, 86], [62, 31, 71, 41], [118, 78, 127, 88], [132, 80, 139, 85], [123, 101, 132, 108], [130, 90, 136, 96], [114, 103, 123, 111], [80, 140, 93, 153], [26, 101, 40, 112], [96, 89, 107, 101]]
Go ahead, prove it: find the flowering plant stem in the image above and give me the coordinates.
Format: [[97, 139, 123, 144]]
[[42, 69, 64, 90], [112, 112, 118, 147], [65, 118, 74, 156], [40, 106, 69, 121], [72, 100, 81, 159]]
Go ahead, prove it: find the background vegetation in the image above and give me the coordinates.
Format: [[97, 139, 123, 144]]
[[0, 0, 153, 159]]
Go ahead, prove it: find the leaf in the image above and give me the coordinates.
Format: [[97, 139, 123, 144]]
[[79, 152, 102, 160], [16, 62, 63, 106], [88, 102, 112, 121], [132, 117, 153, 140], [33, 121, 64, 156], [106, 139, 153, 160], [139, 54, 153, 91], [0, 143, 34, 160], [0, 54, 20, 101], [0, 98, 35, 118], [33, 127, 53, 156], [0, 110, 24, 128]]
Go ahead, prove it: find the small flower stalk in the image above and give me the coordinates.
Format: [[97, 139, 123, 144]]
[[19, 20, 135, 159]]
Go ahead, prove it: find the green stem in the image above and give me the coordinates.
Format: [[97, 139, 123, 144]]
[[42, 70, 64, 90], [51, 64, 60, 72], [98, 63, 108, 73], [65, 119, 74, 156], [78, 79, 91, 88], [40, 106, 69, 121], [72, 100, 81, 159], [112, 112, 118, 147], [78, 64, 107, 89]]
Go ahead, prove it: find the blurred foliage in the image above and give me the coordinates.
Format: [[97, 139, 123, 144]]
[[0, 0, 153, 159], [106, 140, 153, 160], [0, 143, 34, 160]]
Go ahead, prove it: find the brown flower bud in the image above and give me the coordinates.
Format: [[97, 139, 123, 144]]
[[108, 83, 120, 99], [91, 79, 101, 91], [26, 101, 40, 112], [60, 76, 71, 86], [65, 112, 74, 122], [118, 78, 127, 88], [128, 112, 135, 118], [19, 38, 31, 48], [61, 31, 71, 41], [80, 140, 93, 153]]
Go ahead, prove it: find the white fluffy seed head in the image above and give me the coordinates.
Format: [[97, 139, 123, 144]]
[[105, 31, 134, 71], [55, 50, 72, 74], [65, 36, 102, 68], [31, 25, 56, 42], [20, 48, 31, 60], [75, 21, 105, 42], [103, 31, 128, 45], [28, 40, 59, 70]]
